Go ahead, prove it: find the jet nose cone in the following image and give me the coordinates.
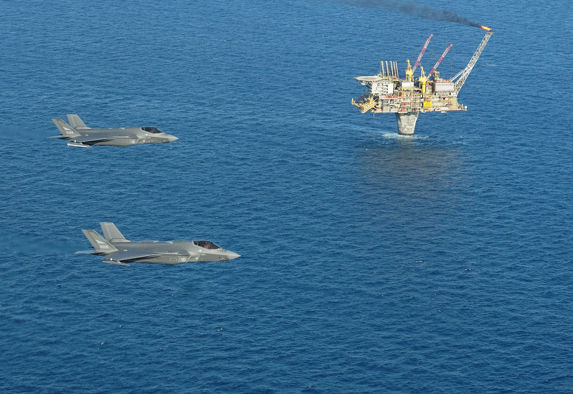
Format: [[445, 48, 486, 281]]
[[226, 251, 240, 260], [165, 134, 178, 142]]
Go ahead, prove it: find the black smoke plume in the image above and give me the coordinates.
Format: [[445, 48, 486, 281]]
[[348, 0, 482, 28]]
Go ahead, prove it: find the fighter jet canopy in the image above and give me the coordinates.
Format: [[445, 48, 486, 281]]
[[193, 241, 221, 249], [142, 127, 162, 133]]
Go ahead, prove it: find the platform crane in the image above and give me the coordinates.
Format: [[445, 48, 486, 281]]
[[412, 34, 433, 73], [451, 29, 493, 91], [429, 44, 453, 77]]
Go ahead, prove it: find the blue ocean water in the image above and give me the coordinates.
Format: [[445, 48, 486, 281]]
[[1, 0, 572, 392]]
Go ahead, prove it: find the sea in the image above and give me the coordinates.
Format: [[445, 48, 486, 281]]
[[1, 0, 572, 392]]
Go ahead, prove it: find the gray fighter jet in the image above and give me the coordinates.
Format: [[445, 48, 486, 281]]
[[79, 222, 240, 266], [51, 114, 178, 148]]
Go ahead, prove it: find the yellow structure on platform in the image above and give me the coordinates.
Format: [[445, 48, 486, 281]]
[[405, 59, 413, 82]]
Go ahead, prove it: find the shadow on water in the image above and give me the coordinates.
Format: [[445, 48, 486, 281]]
[[358, 134, 464, 192], [350, 133, 470, 257], [353, 133, 468, 226]]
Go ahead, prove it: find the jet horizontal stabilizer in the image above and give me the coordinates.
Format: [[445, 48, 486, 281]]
[[75, 250, 95, 255], [67, 142, 91, 148], [103, 260, 130, 267]]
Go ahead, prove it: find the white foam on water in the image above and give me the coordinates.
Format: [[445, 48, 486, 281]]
[[382, 132, 428, 141]]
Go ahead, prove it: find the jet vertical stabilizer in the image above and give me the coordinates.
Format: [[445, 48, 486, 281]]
[[82, 230, 119, 254], [52, 119, 81, 138], [100, 222, 129, 243], [67, 114, 90, 129]]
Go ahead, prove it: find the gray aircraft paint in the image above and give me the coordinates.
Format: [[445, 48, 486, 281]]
[[80, 223, 240, 266], [51, 114, 178, 148]]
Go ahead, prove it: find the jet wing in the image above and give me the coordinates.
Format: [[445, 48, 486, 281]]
[[108, 251, 188, 263], [74, 135, 132, 145]]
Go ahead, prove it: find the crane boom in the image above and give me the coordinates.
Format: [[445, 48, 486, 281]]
[[412, 34, 433, 73], [453, 31, 493, 92], [429, 44, 453, 76]]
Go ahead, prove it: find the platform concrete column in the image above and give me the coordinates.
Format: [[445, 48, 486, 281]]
[[396, 112, 419, 135]]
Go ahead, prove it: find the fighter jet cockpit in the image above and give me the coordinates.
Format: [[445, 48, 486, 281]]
[[193, 241, 221, 250], [142, 127, 162, 134]]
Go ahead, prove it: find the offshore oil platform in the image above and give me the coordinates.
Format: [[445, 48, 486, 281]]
[[352, 26, 493, 135]]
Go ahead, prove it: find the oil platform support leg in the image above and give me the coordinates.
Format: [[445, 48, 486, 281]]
[[396, 112, 419, 135]]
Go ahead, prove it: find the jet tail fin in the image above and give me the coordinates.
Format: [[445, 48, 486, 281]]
[[67, 114, 90, 129], [100, 222, 129, 242], [82, 230, 119, 254], [52, 118, 81, 138]]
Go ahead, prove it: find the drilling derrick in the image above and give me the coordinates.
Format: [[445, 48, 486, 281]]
[[352, 28, 493, 135]]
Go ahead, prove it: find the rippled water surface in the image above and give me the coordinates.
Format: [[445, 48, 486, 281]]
[[1, 0, 572, 392]]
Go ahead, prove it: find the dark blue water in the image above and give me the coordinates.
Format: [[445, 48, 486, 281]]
[[1, 0, 572, 392]]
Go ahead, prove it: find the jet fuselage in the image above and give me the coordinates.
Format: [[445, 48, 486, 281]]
[[73, 127, 178, 146], [51, 115, 178, 148], [81, 223, 240, 266], [108, 240, 240, 264]]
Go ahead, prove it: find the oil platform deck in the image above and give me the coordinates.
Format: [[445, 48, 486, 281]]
[[352, 27, 493, 135]]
